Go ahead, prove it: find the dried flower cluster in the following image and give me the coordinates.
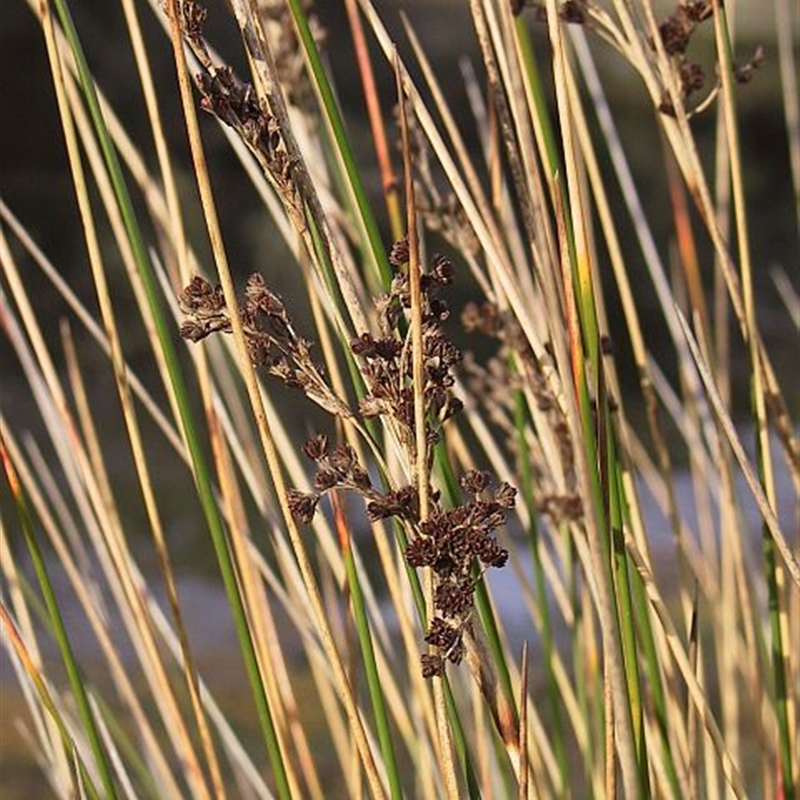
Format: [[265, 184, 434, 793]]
[[462, 300, 555, 415], [178, 275, 350, 418], [288, 445, 516, 678], [410, 470, 515, 677], [653, 2, 764, 114], [537, 492, 583, 522], [176, 1, 305, 228], [198, 68, 303, 227], [657, 1, 713, 56], [178, 242, 518, 678], [505, 0, 763, 118], [178, 0, 207, 44], [652, 1, 713, 110], [291, 431, 516, 678], [732, 46, 766, 85], [287, 436, 373, 523], [355, 240, 464, 463], [287, 434, 424, 528]]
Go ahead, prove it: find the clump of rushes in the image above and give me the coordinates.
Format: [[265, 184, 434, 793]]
[[8, 0, 797, 796], [179, 241, 516, 678]]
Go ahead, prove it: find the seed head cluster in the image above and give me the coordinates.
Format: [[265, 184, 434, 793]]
[[291, 436, 517, 678], [355, 241, 464, 464], [196, 67, 303, 227], [179, 240, 518, 679], [410, 470, 516, 677], [650, 1, 712, 113], [287, 432, 422, 527], [177, 1, 304, 228], [462, 300, 562, 417], [179, 275, 350, 418], [287, 436, 373, 524], [652, 2, 764, 116], [732, 47, 766, 85], [288, 439, 516, 678], [657, 1, 712, 57]]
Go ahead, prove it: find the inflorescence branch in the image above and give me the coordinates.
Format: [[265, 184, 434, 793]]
[[178, 239, 517, 677]]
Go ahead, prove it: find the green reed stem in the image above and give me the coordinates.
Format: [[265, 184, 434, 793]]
[[713, 6, 794, 796], [604, 405, 650, 796], [566, 530, 597, 799], [14, 571, 164, 798], [575, 358, 642, 796], [93, 693, 161, 800], [514, 386, 569, 798], [443, 681, 484, 800], [616, 467, 683, 800], [285, 0, 391, 292], [340, 541, 403, 800], [51, 4, 293, 796], [2, 444, 112, 800], [514, 18, 562, 180]]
